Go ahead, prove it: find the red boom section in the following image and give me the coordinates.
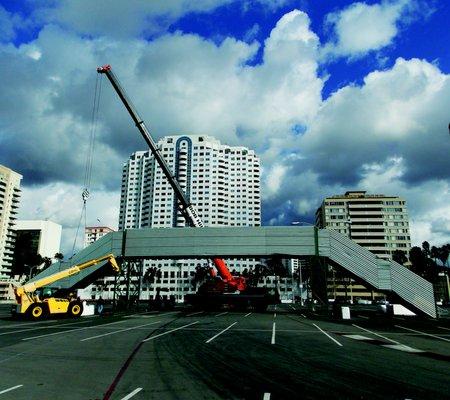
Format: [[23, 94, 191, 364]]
[[213, 258, 246, 291]]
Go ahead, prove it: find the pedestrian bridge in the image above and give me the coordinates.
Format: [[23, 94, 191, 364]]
[[31, 226, 436, 318]]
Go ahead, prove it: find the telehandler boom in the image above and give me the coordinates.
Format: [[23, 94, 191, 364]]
[[14, 254, 119, 320]]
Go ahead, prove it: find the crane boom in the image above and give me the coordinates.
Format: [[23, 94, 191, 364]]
[[15, 254, 119, 297], [97, 65, 243, 289], [97, 65, 203, 228]]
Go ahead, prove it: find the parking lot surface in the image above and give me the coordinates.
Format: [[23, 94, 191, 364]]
[[0, 304, 449, 399]]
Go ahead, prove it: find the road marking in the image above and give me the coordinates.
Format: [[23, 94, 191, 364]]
[[395, 325, 450, 343], [22, 319, 129, 341], [289, 305, 295, 310], [271, 322, 276, 345], [0, 385, 23, 395], [143, 321, 199, 342], [352, 324, 399, 344], [301, 314, 307, 318], [343, 334, 372, 341], [263, 393, 271, 400], [120, 387, 142, 400], [438, 326, 450, 331], [0, 320, 55, 329], [274, 313, 276, 319], [1, 319, 92, 337], [81, 321, 161, 342], [186, 311, 204, 317], [206, 322, 238, 343], [312, 323, 342, 347], [383, 344, 424, 353], [244, 312, 252, 317], [358, 315, 369, 319], [125, 311, 179, 319], [215, 312, 228, 317]]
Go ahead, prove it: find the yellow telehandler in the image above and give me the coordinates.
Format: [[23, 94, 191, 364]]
[[13, 254, 119, 320]]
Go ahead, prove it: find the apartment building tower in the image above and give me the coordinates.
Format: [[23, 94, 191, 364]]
[[112, 135, 261, 302], [0, 165, 22, 278], [315, 191, 412, 301], [316, 191, 411, 259], [84, 226, 115, 248]]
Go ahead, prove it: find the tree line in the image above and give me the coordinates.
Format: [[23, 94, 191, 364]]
[[393, 242, 450, 283]]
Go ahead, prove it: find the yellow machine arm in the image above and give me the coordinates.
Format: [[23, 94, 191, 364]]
[[15, 253, 120, 297]]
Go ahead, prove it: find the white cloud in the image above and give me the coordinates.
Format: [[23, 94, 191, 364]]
[[266, 164, 287, 196], [18, 183, 119, 256], [34, 0, 291, 38], [323, 0, 423, 59], [1, 5, 448, 251]]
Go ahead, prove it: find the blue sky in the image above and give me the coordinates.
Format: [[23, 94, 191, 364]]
[[0, 0, 449, 253]]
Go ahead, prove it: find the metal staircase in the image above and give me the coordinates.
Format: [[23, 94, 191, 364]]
[[325, 229, 436, 318]]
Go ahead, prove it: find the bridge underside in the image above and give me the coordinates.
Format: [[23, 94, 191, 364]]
[[32, 226, 436, 318]]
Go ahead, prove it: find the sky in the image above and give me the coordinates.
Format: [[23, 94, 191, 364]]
[[0, 0, 449, 256]]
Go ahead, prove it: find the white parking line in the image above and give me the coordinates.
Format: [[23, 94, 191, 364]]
[[274, 313, 276, 319], [143, 321, 199, 342], [0, 385, 23, 395], [244, 312, 252, 317], [271, 322, 276, 345], [2, 319, 92, 337], [263, 393, 271, 400], [120, 387, 143, 400], [383, 344, 424, 353], [312, 323, 342, 347], [81, 321, 161, 342], [301, 314, 307, 318], [206, 322, 238, 343], [438, 326, 450, 331], [186, 311, 204, 317], [125, 311, 179, 319], [395, 325, 450, 343], [0, 320, 55, 330], [352, 324, 399, 344], [22, 319, 129, 341], [215, 312, 228, 317]]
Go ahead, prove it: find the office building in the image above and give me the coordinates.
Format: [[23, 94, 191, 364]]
[[12, 220, 62, 278], [104, 134, 261, 302], [0, 165, 22, 278], [315, 190, 412, 301]]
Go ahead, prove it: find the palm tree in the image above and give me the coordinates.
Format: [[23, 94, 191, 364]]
[[392, 250, 407, 265], [431, 246, 439, 264], [438, 245, 449, 268], [422, 241, 431, 257]]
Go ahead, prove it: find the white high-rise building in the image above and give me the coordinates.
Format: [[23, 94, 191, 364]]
[[0, 165, 22, 279], [116, 135, 261, 302]]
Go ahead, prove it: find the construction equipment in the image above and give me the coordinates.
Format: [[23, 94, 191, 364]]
[[97, 65, 278, 310], [13, 254, 119, 320]]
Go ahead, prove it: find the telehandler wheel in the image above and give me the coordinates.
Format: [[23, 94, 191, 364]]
[[68, 301, 83, 318], [28, 304, 46, 320]]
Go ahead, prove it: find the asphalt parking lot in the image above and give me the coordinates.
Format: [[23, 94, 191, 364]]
[[0, 304, 449, 400]]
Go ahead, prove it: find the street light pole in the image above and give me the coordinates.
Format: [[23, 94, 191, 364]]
[[291, 221, 315, 306]]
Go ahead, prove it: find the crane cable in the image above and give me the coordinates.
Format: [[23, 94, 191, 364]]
[[71, 74, 103, 255]]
